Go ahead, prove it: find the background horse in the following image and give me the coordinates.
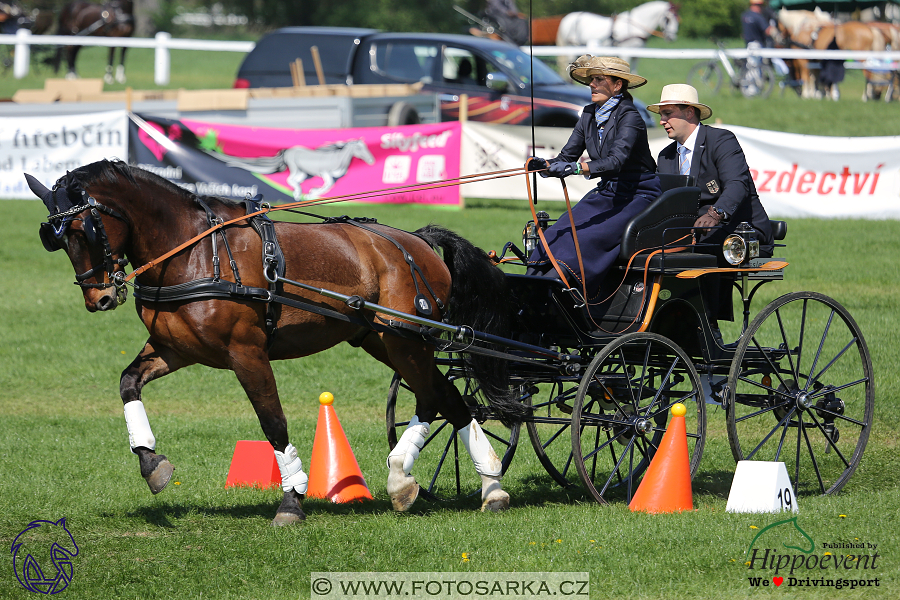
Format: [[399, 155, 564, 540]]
[[53, 0, 134, 83], [777, 12, 886, 100], [28, 160, 524, 524], [554, 1, 679, 73]]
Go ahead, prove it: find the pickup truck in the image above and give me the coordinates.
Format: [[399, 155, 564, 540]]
[[234, 27, 654, 128]]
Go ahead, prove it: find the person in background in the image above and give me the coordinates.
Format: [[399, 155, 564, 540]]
[[647, 83, 774, 337], [470, 0, 529, 45], [526, 56, 660, 298]]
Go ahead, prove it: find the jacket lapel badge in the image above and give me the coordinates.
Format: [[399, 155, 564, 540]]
[[706, 179, 720, 194]]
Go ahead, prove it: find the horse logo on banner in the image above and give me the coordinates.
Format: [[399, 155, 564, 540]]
[[215, 139, 376, 199], [11, 518, 80, 594]]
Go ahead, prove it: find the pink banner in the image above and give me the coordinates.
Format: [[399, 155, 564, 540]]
[[179, 119, 461, 206]]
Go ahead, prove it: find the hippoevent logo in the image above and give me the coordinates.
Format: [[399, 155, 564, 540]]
[[745, 516, 881, 590], [11, 518, 79, 594]]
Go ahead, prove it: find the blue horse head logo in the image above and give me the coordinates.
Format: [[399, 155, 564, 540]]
[[11, 518, 79, 594]]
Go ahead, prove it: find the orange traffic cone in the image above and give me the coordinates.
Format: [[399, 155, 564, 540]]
[[629, 402, 693, 513], [306, 392, 373, 503], [225, 440, 281, 489]]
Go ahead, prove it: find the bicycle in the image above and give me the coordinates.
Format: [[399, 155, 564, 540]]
[[687, 42, 777, 98]]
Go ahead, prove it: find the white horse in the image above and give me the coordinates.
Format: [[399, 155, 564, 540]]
[[217, 138, 375, 199], [555, 1, 679, 73]]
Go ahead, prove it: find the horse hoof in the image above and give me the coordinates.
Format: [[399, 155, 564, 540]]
[[145, 458, 174, 495], [481, 489, 510, 513], [389, 481, 420, 512], [272, 511, 306, 526]]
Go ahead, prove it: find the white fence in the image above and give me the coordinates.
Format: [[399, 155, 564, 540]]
[[3, 29, 900, 86], [0, 30, 254, 85]]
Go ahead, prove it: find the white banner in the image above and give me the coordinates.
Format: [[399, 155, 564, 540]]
[[719, 125, 900, 219], [463, 121, 900, 219], [0, 110, 128, 199]]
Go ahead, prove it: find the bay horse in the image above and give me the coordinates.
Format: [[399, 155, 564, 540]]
[[27, 159, 524, 524], [53, 0, 134, 84], [554, 1, 679, 73]]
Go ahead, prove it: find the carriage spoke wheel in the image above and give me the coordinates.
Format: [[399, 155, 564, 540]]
[[571, 333, 706, 505], [525, 378, 582, 488], [386, 370, 520, 502], [726, 292, 873, 496]]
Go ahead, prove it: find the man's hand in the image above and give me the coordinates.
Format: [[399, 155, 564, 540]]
[[693, 205, 723, 234], [547, 161, 579, 178], [526, 157, 549, 177]]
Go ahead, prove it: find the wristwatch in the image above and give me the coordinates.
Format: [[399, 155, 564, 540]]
[[712, 206, 727, 221]]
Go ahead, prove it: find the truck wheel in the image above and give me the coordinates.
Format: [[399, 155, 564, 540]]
[[387, 101, 420, 126]]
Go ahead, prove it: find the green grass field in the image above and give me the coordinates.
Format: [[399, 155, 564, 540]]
[[1, 31, 899, 600], [1, 195, 898, 598]]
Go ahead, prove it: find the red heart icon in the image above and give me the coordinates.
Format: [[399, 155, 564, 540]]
[[773, 577, 784, 586]]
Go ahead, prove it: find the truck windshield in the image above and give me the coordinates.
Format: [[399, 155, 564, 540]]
[[488, 48, 566, 87]]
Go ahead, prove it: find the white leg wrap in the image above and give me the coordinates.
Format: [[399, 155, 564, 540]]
[[387, 416, 430, 475], [458, 418, 502, 477], [123, 400, 155, 453], [274, 443, 308, 494]]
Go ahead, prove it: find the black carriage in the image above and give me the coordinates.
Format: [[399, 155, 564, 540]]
[[386, 176, 874, 505]]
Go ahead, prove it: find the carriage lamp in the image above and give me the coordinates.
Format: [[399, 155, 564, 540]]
[[722, 222, 759, 266], [523, 211, 551, 254]]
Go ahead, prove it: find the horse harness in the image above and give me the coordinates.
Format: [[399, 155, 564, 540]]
[[72, 0, 134, 36], [124, 197, 446, 350]]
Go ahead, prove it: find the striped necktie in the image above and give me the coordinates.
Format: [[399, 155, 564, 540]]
[[678, 145, 691, 176]]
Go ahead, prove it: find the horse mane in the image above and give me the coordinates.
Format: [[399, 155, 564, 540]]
[[66, 159, 243, 213]]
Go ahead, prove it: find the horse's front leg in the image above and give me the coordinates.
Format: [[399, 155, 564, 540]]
[[121, 340, 192, 494], [104, 47, 115, 84], [231, 351, 306, 526]]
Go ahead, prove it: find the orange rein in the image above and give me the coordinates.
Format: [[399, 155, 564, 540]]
[[123, 166, 528, 284]]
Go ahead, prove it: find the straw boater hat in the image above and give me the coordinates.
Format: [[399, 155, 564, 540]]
[[647, 84, 714, 121], [567, 55, 647, 89]]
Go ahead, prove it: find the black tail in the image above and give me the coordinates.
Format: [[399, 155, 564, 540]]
[[415, 225, 526, 426]]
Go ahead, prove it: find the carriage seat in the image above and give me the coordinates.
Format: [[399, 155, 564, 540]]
[[771, 220, 787, 241], [616, 185, 717, 272]]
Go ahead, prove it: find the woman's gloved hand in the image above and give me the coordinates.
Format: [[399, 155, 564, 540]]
[[547, 161, 580, 178], [526, 157, 549, 178]]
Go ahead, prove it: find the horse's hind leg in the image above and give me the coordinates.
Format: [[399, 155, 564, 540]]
[[366, 336, 510, 512], [230, 351, 306, 526], [65, 45, 78, 79], [120, 340, 193, 494]]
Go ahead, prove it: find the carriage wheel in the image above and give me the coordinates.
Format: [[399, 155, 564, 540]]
[[687, 61, 723, 96], [726, 292, 873, 496], [525, 378, 581, 488], [386, 370, 520, 501], [571, 333, 706, 505]]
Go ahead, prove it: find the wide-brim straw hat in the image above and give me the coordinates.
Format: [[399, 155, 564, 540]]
[[647, 84, 714, 121], [567, 55, 647, 89]]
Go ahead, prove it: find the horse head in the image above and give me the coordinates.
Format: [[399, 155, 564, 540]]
[[350, 139, 376, 165], [27, 163, 132, 312], [662, 3, 680, 42]]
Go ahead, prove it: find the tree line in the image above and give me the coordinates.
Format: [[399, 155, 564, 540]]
[[20, 0, 747, 39]]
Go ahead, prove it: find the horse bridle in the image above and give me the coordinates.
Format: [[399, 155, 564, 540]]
[[40, 187, 130, 305]]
